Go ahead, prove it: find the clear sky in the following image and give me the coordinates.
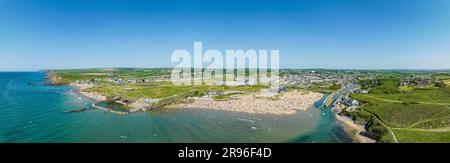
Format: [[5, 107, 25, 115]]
[[1, 0, 450, 71]]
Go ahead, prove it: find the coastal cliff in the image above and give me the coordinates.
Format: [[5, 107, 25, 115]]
[[45, 72, 107, 102], [45, 72, 66, 86]]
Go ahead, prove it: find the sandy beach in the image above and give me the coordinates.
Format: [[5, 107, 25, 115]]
[[69, 81, 323, 115], [170, 91, 323, 115], [70, 83, 107, 101], [335, 113, 376, 143]]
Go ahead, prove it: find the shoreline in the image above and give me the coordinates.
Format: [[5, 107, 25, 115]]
[[334, 113, 377, 143], [331, 98, 377, 143], [46, 72, 324, 115], [46, 72, 372, 143], [67, 81, 323, 115], [69, 83, 107, 102], [91, 102, 130, 115], [45, 72, 106, 102]]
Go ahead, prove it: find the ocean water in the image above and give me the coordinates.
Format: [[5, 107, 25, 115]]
[[0, 72, 353, 143]]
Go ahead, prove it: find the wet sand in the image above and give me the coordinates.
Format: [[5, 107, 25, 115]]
[[335, 114, 376, 143]]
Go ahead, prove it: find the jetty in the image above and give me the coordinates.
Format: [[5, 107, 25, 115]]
[[64, 108, 90, 113], [323, 93, 336, 108]]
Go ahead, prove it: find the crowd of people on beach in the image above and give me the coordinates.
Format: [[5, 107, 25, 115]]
[[171, 91, 323, 115]]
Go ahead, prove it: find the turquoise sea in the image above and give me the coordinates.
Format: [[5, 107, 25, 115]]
[[0, 72, 353, 143]]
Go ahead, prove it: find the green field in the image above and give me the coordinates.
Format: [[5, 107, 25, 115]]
[[433, 73, 450, 88], [51, 68, 172, 84], [350, 77, 450, 143], [445, 80, 450, 86], [355, 88, 450, 104], [51, 68, 271, 104], [392, 129, 450, 143], [86, 82, 268, 100], [357, 102, 450, 128]]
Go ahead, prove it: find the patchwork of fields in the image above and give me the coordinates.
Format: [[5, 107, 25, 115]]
[[350, 76, 450, 143]]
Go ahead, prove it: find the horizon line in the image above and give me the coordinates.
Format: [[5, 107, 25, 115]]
[[1, 67, 450, 72]]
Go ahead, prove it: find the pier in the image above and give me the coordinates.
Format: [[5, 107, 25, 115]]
[[323, 93, 336, 108]]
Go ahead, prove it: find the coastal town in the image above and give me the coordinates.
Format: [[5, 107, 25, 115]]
[[48, 69, 380, 113], [49, 69, 448, 115], [48, 69, 393, 112], [46, 68, 450, 143]]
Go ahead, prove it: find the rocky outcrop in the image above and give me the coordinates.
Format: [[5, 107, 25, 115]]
[[63, 108, 90, 113], [45, 72, 65, 85]]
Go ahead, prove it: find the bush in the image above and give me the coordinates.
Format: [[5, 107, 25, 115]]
[[434, 82, 446, 88], [366, 118, 390, 140]]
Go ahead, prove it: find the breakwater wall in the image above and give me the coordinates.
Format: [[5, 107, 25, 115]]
[[92, 102, 130, 115]]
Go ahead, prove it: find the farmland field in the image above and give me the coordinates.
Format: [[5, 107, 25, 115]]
[[86, 82, 268, 100], [392, 129, 450, 143], [350, 77, 450, 143]]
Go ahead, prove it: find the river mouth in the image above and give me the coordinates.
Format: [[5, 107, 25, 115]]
[[86, 102, 324, 143], [84, 94, 354, 143]]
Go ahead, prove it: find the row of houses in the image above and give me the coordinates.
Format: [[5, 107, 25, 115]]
[[399, 78, 432, 87], [76, 77, 168, 85], [281, 71, 364, 87], [336, 95, 359, 111]]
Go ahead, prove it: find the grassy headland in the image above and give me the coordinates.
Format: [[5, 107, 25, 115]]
[[345, 73, 450, 143], [46, 68, 280, 113]]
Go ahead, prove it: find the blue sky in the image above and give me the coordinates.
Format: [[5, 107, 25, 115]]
[[1, 0, 450, 71]]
